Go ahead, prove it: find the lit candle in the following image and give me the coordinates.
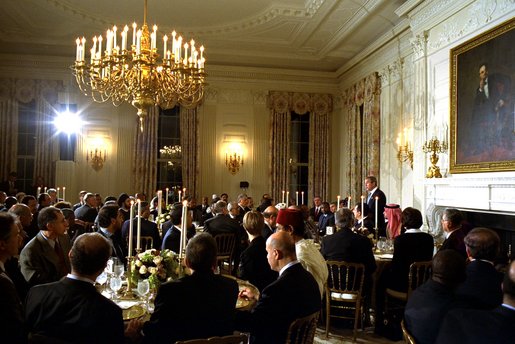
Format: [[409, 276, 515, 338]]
[[63, 187, 66, 202], [337, 195, 340, 210], [178, 190, 182, 201], [112, 26, 117, 51], [75, 38, 80, 61], [179, 200, 188, 259], [286, 191, 290, 205], [136, 200, 142, 251], [132, 22, 137, 46], [136, 30, 142, 54], [128, 200, 134, 257], [157, 190, 162, 218], [296, 191, 299, 206], [121, 26, 128, 51], [361, 195, 364, 220], [36, 187, 41, 198], [183, 187, 186, 196], [301, 191, 304, 205], [163, 35, 168, 58], [43, 187, 47, 193], [375, 196, 379, 230], [165, 188, 169, 208], [97, 35, 102, 59], [282, 190, 285, 204], [348, 196, 352, 209], [56, 187, 60, 200]]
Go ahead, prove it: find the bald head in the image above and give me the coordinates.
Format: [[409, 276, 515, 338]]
[[70, 233, 112, 278], [263, 206, 278, 227], [266, 231, 297, 269], [9, 203, 32, 227]]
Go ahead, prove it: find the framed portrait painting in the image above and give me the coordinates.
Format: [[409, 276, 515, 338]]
[[450, 17, 515, 173]]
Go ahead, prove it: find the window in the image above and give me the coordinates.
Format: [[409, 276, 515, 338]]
[[17, 100, 36, 192], [157, 106, 182, 191], [289, 112, 309, 203]]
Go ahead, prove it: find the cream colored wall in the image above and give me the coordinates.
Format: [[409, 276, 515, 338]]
[[336, 0, 515, 223]]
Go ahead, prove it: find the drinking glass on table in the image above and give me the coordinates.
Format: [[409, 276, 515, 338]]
[[377, 236, 387, 252], [110, 276, 122, 300], [113, 261, 124, 278], [137, 279, 150, 310]]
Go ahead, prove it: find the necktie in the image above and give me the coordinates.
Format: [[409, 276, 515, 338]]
[[54, 241, 69, 275], [367, 193, 372, 203]]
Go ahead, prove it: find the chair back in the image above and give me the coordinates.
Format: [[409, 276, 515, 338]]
[[401, 319, 416, 344], [285, 311, 320, 344], [407, 260, 432, 298], [140, 236, 154, 251], [214, 233, 236, 273], [175, 333, 248, 344], [326, 261, 365, 296]]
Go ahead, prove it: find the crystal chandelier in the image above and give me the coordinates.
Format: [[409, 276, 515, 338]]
[[72, 0, 206, 130]]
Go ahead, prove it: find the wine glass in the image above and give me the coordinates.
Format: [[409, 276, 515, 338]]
[[110, 276, 122, 300], [377, 236, 386, 252], [137, 279, 150, 310], [113, 264, 124, 278]]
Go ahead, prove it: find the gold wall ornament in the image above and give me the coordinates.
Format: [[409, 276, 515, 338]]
[[87, 148, 107, 172], [396, 127, 413, 169], [225, 152, 243, 175], [423, 137, 448, 178], [71, 0, 206, 131]]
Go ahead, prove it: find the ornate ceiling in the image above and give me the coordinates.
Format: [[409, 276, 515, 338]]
[[0, 0, 405, 73]]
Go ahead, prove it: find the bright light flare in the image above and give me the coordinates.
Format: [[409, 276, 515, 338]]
[[54, 111, 83, 135]]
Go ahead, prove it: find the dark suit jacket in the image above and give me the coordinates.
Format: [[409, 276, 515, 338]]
[[387, 231, 434, 292], [435, 305, 515, 344], [439, 228, 467, 258], [236, 262, 321, 344], [262, 222, 274, 240], [204, 214, 241, 237], [161, 225, 196, 254], [321, 228, 377, 280], [0, 269, 25, 343], [20, 232, 72, 287], [405, 279, 463, 344], [317, 213, 335, 236], [353, 217, 375, 237], [456, 260, 503, 309], [143, 272, 239, 343], [25, 277, 125, 344], [74, 204, 98, 224], [309, 206, 322, 222], [238, 236, 278, 292], [367, 188, 387, 235], [97, 229, 127, 266], [121, 217, 162, 250], [0, 180, 23, 196]]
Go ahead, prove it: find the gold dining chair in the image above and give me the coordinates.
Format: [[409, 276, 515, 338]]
[[385, 260, 432, 305], [401, 319, 417, 344], [286, 311, 320, 344], [213, 233, 236, 275], [174, 333, 248, 344], [325, 261, 365, 342]]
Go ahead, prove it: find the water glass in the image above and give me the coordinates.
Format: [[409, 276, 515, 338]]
[[377, 236, 387, 252], [113, 264, 124, 278], [110, 276, 122, 300], [138, 279, 150, 310]]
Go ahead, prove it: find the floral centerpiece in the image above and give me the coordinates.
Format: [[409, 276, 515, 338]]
[[155, 204, 173, 225], [131, 249, 179, 290]]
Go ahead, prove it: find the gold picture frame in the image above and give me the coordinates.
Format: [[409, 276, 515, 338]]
[[450, 17, 515, 174]]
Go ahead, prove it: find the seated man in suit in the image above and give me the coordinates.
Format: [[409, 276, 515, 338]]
[[161, 202, 196, 254], [122, 201, 161, 250], [143, 233, 239, 343], [73, 193, 98, 226], [436, 259, 515, 344], [353, 203, 375, 237], [439, 208, 467, 258], [236, 231, 321, 343], [0, 212, 25, 343], [20, 207, 71, 287], [25, 232, 141, 343], [96, 204, 127, 265], [456, 227, 503, 309], [317, 201, 335, 237], [404, 249, 466, 344]]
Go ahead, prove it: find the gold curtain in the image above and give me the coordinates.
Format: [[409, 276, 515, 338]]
[[133, 106, 159, 196], [180, 107, 199, 199], [0, 78, 62, 185], [34, 80, 62, 186], [0, 78, 18, 179], [267, 91, 332, 204], [344, 72, 381, 201]]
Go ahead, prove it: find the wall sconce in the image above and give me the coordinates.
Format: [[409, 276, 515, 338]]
[[86, 137, 107, 171], [422, 136, 447, 178], [226, 151, 243, 175], [396, 127, 413, 169]]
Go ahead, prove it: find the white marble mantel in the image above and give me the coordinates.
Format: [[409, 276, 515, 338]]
[[424, 174, 515, 214]]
